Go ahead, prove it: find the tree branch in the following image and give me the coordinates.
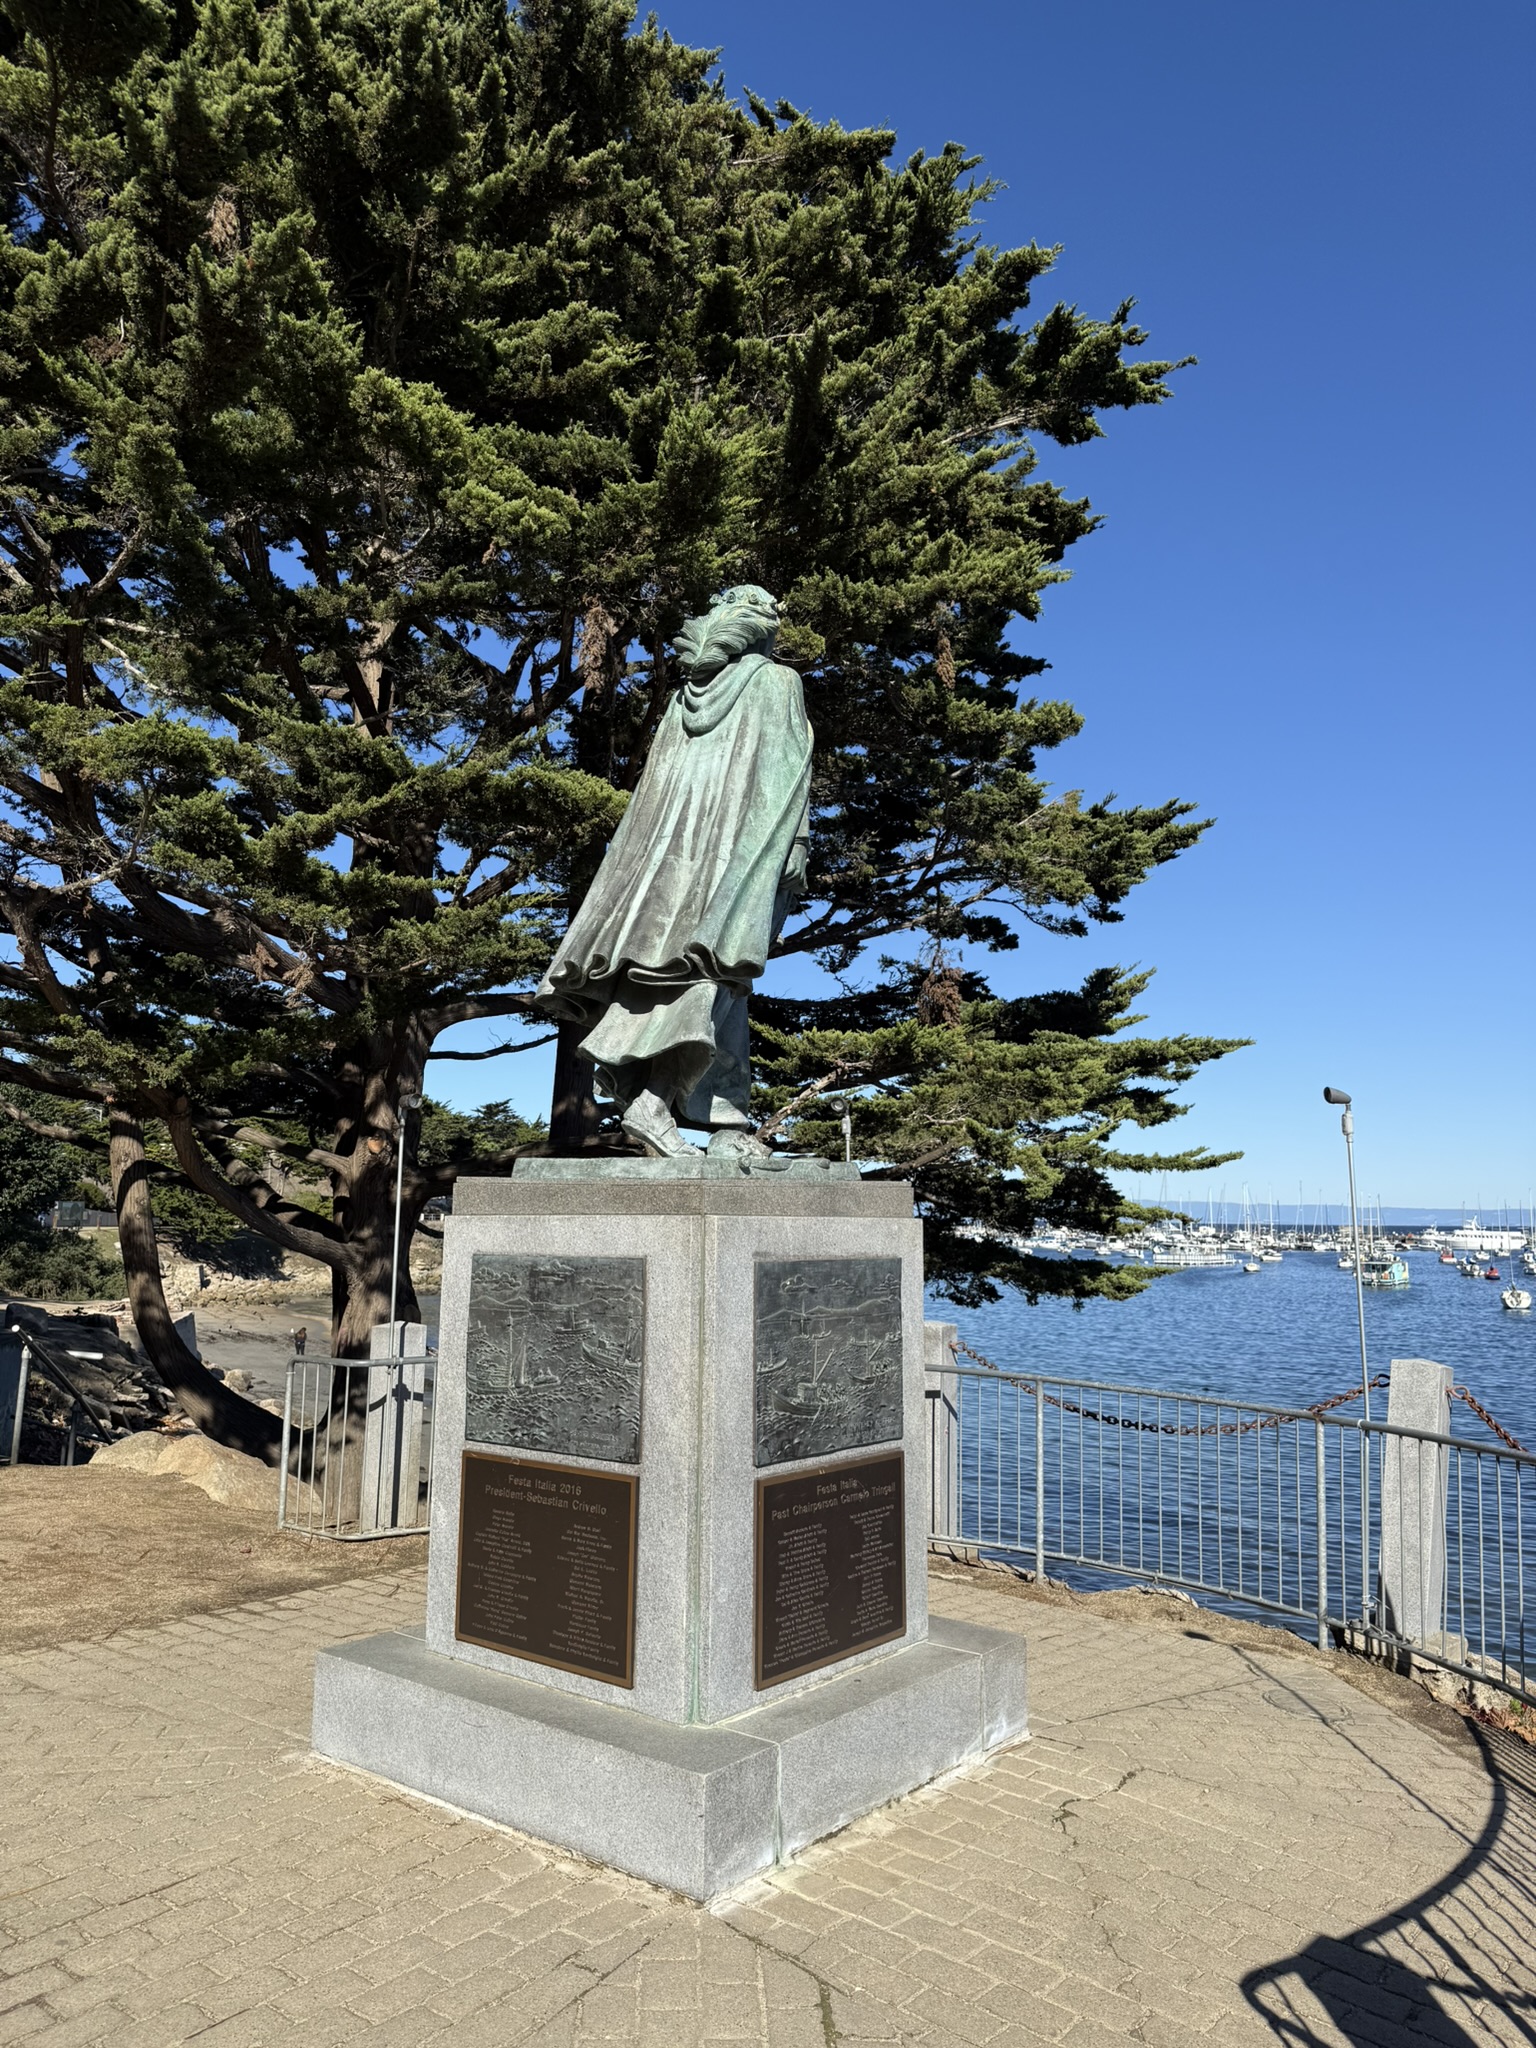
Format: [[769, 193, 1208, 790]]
[[429, 1032, 556, 1062], [0, 1098, 106, 1150], [754, 1059, 871, 1146], [0, 1052, 111, 1105], [162, 1101, 347, 1267], [212, 1119, 350, 1174], [422, 992, 540, 1036]]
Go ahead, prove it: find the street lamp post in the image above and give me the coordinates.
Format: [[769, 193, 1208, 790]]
[[1324, 1085, 1375, 1629], [389, 1091, 423, 1358], [1323, 1087, 1370, 1422]]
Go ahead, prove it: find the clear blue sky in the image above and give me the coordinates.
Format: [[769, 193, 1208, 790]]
[[430, 0, 1534, 1216]]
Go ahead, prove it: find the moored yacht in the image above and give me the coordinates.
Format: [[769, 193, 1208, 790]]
[[1424, 1219, 1528, 1256]]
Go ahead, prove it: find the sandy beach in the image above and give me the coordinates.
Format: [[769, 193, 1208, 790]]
[[173, 1290, 443, 1399]]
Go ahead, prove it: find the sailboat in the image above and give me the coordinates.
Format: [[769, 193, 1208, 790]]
[[769, 1334, 838, 1419]]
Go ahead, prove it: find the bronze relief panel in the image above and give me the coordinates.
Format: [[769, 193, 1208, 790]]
[[753, 1256, 903, 1467], [465, 1253, 644, 1465]]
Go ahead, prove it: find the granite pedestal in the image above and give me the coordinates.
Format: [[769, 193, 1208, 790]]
[[312, 1158, 1028, 1898]]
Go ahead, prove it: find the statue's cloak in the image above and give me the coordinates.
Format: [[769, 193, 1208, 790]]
[[534, 651, 812, 1090]]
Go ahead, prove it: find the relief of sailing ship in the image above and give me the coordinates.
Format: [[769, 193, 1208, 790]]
[[754, 1257, 903, 1466]]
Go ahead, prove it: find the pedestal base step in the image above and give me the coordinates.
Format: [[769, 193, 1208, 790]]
[[312, 1616, 1027, 1901]]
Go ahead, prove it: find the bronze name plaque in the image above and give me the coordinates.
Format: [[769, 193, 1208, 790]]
[[754, 1451, 905, 1689], [456, 1450, 637, 1688]]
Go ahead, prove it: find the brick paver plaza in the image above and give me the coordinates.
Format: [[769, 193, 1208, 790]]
[[3, 1565, 1532, 2045]]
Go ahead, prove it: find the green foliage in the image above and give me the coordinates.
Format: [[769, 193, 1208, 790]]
[[147, 1176, 245, 1253], [0, 1088, 93, 1234], [0, 0, 1237, 1315], [417, 1097, 545, 1172], [754, 966, 1244, 1305], [0, 1230, 124, 1301]]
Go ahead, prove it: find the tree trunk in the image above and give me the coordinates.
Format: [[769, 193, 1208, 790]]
[[547, 669, 620, 1152], [109, 1107, 284, 1463], [549, 1019, 600, 1151], [328, 1127, 423, 1356]]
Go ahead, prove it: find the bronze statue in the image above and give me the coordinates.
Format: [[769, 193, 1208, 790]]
[[535, 586, 811, 1157]]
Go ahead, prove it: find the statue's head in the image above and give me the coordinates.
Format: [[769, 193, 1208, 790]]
[[675, 584, 779, 679]]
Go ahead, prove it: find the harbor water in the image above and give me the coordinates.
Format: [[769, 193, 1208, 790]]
[[930, 1247, 1535, 1664], [930, 1246, 1535, 1447]]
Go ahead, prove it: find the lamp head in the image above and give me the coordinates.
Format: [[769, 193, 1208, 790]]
[[1323, 1087, 1351, 1107]]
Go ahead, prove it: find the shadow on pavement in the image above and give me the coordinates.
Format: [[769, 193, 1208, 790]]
[[1243, 1724, 1536, 2044]]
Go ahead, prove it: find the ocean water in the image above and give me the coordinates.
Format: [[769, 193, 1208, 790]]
[[928, 1246, 1535, 1449], [929, 1248, 1535, 1666]]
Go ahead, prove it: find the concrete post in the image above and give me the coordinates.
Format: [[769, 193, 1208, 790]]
[[360, 1322, 432, 1533], [923, 1320, 960, 1542], [172, 1313, 200, 1359], [1378, 1356, 1452, 1648]]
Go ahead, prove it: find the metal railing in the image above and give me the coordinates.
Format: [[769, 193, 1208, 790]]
[[2, 1328, 117, 1466], [926, 1360, 1535, 1707], [278, 1352, 433, 1540]]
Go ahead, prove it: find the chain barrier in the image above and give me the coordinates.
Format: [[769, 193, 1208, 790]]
[[949, 1336, 1528, 1453], [1452, 1386, 1529, 1455], [949, 1335, 1390, 1436]]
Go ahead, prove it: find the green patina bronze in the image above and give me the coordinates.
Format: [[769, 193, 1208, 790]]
[[534, 586, 812, 1158]]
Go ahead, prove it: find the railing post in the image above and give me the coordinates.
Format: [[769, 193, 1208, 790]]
[[1034, 1380, 1046, 1584], [1314, 1418, 1329, 1651], [361, 1322, 429, 1532], [922, 1321, 959, 1541], [1378, 1357, 1452, 1648], [278, 1358, 294, 1532], [1358, 1424, 1371, 1635], [1, 1335, 27, 1468]]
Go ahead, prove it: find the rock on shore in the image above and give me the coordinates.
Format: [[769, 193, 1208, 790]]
[[89, 1429, 284, 1512]]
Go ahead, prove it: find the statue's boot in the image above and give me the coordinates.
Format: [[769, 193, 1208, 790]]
[[707, 1128, 773, 1158], [620, 1090, 695, 1159]]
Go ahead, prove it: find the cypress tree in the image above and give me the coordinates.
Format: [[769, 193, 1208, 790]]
[[0, 0, 1241, 1430]]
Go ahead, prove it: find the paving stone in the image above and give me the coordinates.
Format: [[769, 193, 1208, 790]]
[[0, 2008, 51, 2047], [2, 1567, 1530, 2046]]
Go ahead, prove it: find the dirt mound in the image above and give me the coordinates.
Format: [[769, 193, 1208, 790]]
[[0, 1465, 426, 1652]]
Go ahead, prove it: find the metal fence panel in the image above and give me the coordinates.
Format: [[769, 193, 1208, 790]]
[[279, 1355, 433, 1540], [928, 1363, 1535, 1707]]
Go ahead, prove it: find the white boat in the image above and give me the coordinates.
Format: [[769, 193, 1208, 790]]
[[1242, 1261, 1262, 1274], [1423, 1220, 1528, 1256], [1142, 1243, 1239, 1269], [1501, 1286, 1532, 1313]]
